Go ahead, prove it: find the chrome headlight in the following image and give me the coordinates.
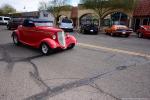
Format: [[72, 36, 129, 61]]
[[52, 34, 56, 39]]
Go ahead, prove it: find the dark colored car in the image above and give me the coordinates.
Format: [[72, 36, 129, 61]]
[[7, 18, 25, 30], [80, 21, 98, 34], [136, 25, 150, 38]]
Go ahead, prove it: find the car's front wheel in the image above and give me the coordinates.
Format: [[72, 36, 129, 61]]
[[67, 43, 75, 49], [110, 32, 115, 37], [12, 34, 20, 45], [40, 43, 52, 55]]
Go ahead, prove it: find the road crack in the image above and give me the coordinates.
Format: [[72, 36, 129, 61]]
[[0, 44, 49, 95], [1, 43, 150, 100], [24, 63, 143, 100], [89, 83, 121, 100]]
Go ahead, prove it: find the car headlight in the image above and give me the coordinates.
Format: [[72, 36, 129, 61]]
[[52, 35, 56, 39]]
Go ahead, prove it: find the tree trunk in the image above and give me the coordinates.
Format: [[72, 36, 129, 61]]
[[119, 13, 122, 25], [99, 18, 103, 32], [98, 18, 101, 31], [54, 17, 57, 27], [129, 16, 133, 28]]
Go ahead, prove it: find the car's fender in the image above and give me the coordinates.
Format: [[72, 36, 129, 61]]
[[40, 38, 58, 49], [66, 35, 77, 47], [12, 30, 20, 39]]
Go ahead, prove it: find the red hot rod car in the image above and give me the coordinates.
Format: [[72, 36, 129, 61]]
[[12, 18, 77, 55]]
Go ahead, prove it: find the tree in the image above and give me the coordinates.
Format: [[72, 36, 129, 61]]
[[82, 0, 120, 28], [118, 0, 138, 27], [0, 4, 16, 15], [38, 0, 71, 25], [0, 9, 3, 15], [38, 1, 48, 11]]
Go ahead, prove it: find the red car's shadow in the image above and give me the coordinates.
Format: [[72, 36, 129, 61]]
[[1, 43, 68, 60]]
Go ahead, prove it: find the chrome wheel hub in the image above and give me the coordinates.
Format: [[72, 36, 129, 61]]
[[42, 44, 48, 54]]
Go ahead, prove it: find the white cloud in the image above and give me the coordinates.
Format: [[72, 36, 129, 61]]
[[0, 0, 50, 12], [71, 0, 80, 6], [0, 0, 80, 12]]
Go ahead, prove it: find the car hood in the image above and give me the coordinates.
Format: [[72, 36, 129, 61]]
[[36, 26, 63, 33]]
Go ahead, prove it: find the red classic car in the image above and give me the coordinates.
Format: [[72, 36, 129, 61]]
[[12, 18, 77, 55], [105, 25, 133, 37], [136, 25, 150, 38]]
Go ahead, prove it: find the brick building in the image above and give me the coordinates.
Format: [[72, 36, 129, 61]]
[[133, 0, 150, 31]]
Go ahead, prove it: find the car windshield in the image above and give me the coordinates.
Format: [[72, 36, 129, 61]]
[[114, 25, 128, 29], [4, 18, 10, 20], [62, 19, 72, 23], [34, 21, 53, 27]]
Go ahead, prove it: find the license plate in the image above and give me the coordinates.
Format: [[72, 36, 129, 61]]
[[122, 31, 126, 34], [90, 30, 94, 32]]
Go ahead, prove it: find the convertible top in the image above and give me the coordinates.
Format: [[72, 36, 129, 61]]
[[26, 18, 53, 22]]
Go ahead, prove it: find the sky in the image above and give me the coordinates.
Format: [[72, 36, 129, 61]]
[[0, 0, 80, 12]]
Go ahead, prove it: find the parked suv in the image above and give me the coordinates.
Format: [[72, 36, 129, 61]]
[[0, 16, 10, 25], [7, 18, 25, 30], [59, 17, 73, 32]]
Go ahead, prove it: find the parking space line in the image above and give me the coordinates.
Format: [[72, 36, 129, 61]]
[[78, 43, 150, 59]]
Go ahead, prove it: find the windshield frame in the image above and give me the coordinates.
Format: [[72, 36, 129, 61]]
[[33, 20, 53, 27]]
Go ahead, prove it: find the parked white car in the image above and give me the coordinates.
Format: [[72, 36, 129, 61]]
[[59, 18, 73, 32], [0, 16, 11, 25]]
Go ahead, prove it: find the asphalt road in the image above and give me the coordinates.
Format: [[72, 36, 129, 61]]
[[0, 25, 150, 100]]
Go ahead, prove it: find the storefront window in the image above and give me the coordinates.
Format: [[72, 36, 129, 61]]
[[143, 18, 148, 25]]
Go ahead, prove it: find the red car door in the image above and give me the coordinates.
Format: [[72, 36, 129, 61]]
[[23, 27, 39, 46], [21, 19, 40, 46], [18, 25, 27, 42]]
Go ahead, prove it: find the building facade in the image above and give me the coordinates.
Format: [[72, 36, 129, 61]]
[[2, 0, 150, 30], [133, 0, 150, 31]]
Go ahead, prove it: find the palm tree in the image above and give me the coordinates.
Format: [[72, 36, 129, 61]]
[[82, 0, 138, 28], [119, 0, 138, 27], [82, 0, 122, 29], [39, 0, 71, 26], [108, 0, 138, 27]]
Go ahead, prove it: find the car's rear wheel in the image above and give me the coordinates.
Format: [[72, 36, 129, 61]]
[[67, 43, 75, 49], [138, 32, 143, 38], [12, 34, 20, 45], [40, 43, 52, 55]]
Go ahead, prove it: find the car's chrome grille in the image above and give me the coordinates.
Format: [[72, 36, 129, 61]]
[[57, 31, 66, 47]]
